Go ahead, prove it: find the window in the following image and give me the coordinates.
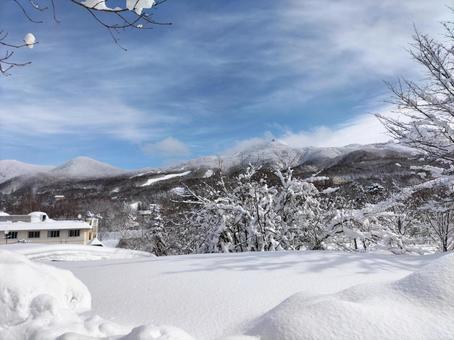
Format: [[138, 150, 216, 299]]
[[69, 229, 80, 237], [28, 231, 40, 238], [48, 230, 60, 238], [7, 232, 17, 239]]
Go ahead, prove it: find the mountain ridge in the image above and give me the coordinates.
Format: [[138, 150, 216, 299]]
[[0, 142, 419, 188]]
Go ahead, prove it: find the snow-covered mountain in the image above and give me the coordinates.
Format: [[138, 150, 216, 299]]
[[0, 160, 52, 184], [0, 142, 421, 197], [177, 141, 418, 171], [0, 157, 126, 187], [50, 156, 125, 179]]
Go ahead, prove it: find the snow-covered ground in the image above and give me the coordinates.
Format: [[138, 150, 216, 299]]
[[55, 251, 444, 339], [1, 248, 453, 339], [0, 243, 153, 261]]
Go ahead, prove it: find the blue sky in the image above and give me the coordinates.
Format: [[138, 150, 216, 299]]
[[0, 0, 450, 169]]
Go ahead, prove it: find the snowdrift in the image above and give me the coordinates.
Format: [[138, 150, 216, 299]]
[[245, 254, 454, 340], [0, 250, 193, 340]]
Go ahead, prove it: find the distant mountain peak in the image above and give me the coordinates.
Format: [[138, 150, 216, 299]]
[[50, 156, 125, 178], [0, 160, 52, 184]]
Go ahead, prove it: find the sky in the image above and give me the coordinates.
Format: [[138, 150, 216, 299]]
[[0, 0, 451, 169]]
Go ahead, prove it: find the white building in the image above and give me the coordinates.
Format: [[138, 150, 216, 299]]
[[0, 212, 97, 245]]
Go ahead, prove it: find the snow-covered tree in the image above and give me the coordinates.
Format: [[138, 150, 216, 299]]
[[183, 165, 341, 253], [419, 199, 454, 252], [141, 203, 167, 255], [116, 202, 138, 237], [0, 0, 169, 75], [377, 20, 454, 163], [376, 17, 454, 253]]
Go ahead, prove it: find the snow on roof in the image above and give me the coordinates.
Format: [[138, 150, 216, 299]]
[[0, 220, 92, 232], [0, 212, 10, 216], [28, 211, 49, 222]]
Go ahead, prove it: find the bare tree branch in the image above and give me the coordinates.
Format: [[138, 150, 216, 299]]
[[1, 0, 170, 76]]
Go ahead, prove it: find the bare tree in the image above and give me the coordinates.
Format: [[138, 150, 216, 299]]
[[377, 20, 454, 162], [1, 0, 170, 75]]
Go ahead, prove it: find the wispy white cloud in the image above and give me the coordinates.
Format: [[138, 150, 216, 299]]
[[228, 107, 399, 150], [142, 137, 190, 158], [280, 113, 391, 148], [281, 0, 450, 77], [0, 99, 175, 143]]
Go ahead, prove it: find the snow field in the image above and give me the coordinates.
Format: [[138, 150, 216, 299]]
[[1, 248, 453, 340], [55, 251, 443, 339]]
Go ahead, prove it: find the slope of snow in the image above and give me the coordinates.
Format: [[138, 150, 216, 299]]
[[54, 251, 442, 340], [0, 250, 192, 340], [0, 243, 153, 262], [246, 254, 454, 340], [140, 171, 191, 187], [50, 156, 125, 179], [0, 160, 52, 184]]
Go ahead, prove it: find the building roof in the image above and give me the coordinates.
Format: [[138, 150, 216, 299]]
[[0, 220, 92, 232]]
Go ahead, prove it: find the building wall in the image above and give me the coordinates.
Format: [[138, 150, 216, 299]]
[[1, 229, 92, 245]]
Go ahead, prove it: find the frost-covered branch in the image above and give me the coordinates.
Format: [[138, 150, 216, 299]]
[[0, 31, 35, 75], [377, 21, 454, 163], [1, 0, 170, 75]]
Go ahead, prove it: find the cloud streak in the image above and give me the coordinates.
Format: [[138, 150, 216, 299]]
[[280, 113, 391, 148], [142, 137, 190, 158]]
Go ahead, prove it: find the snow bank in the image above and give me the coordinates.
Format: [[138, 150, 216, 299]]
[[245, 254, 454, 340], [1, 243, 154, 262], [0, 250, 91, 339], [0, 250, 194, 340]]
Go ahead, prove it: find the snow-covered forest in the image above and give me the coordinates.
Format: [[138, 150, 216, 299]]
[[1, 1, 454, 339]]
